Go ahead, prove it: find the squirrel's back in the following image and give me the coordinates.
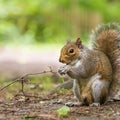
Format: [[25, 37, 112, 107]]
[[91, 23, 120, 100]]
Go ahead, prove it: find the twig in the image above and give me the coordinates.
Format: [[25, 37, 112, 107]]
[[47, 80, 73, 95], [21, 79, 24, 94], [15, 93, 49, 100], [0, 67, 57, 93], [0, 79, 19, 91]]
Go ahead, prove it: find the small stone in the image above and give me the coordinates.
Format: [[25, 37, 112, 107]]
[[40, 101, 45, 104], [29, 84, 36, 89], [52, 99, 63, 104], [116, 112, 120, 115], [65, 102, 74, 107]]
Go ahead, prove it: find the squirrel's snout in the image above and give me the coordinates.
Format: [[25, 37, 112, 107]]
[[59, 57, 65, 63]]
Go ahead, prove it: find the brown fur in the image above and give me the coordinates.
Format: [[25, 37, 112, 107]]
[[92, 25, 120, 99], [58, 23, 120, 105]]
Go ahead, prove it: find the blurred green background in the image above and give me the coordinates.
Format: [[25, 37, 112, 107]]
[[0, 0, 120, 47]]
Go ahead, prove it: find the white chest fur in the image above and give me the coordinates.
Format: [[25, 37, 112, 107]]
[[74, 60, 83, 68]]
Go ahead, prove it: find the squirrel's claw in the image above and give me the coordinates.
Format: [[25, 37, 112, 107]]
[[65, 102, 84, 107], [89, 102, 100, 107], [58, 65, 70, 75]]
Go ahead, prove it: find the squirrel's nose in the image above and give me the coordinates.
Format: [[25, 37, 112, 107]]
[[59, 57, 65, 63], [59, 58, 62, 62]]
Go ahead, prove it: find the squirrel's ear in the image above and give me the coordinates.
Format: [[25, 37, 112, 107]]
[[67, 39, 71, 44], [75, 38, 82, 48]]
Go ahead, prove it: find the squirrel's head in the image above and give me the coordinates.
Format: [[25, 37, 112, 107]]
[[59, 38, 83, 65]]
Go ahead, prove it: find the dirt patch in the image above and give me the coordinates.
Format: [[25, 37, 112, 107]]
[[0, 91, 120, 120]]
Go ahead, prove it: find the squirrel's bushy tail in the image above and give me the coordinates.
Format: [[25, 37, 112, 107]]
[[91, 23, 120, 100]]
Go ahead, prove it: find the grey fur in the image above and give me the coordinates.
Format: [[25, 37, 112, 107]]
[[91, 22, 120, 43]]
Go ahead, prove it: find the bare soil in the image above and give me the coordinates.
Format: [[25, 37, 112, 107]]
[[0, 91, 120, 120]]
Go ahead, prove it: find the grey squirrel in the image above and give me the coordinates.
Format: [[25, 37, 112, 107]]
[[58, 23, 120, 106]]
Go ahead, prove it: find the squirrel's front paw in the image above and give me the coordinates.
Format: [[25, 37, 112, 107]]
[[58, 65, 70, 75]]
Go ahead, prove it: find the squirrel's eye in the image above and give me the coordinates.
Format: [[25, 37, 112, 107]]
[[69, 49, 74, 53]]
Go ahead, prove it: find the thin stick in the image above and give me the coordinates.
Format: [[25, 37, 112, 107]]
[[0, 68, 57, 93], [21, 79, 24, 94], [0, 78, 19, 91]]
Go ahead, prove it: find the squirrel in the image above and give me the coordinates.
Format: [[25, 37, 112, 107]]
[[58, 23, 120, 106]]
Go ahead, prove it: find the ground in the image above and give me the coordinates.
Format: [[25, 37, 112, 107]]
[[0, 90, 120, 120]]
